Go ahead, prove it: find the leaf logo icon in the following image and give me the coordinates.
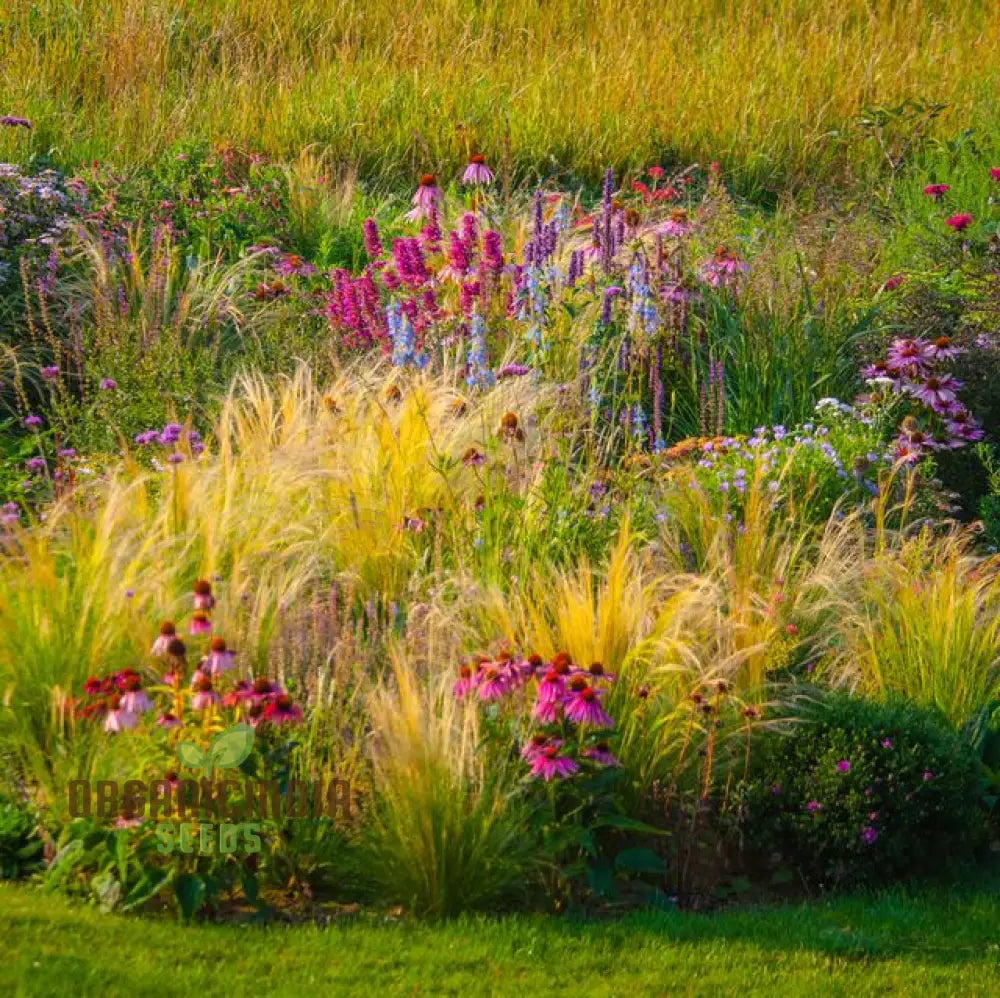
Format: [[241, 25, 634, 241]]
[[176, 724, 255, 779]]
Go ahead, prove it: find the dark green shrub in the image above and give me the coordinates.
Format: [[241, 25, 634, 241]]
[[737, 692, 986, 889], [0, 794, 43, 880]]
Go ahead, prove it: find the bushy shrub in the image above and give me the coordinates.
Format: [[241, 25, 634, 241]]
[[736, 692, 986, 889], [0, 794, 43, 880]]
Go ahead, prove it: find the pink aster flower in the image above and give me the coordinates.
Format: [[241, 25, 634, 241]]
[[945, 213, 973, 232], [529, 744, 579, 781], [563, 683, 614, 728], [262, 694, 303, 725], [461, 155, 494, 186], [923, 183, 949, 200], [406, 174, 442, 223]]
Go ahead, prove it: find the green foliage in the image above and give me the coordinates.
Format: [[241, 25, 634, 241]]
[[737, 693, 987, 889], [0, 796, 43, 880]]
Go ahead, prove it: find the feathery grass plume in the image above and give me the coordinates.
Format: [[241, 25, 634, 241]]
[[360, 654, 534, 917]]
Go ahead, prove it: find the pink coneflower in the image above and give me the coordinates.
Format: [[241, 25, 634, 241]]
[[190, 611, 212, 636], [461, 154, 494, 186], [586, 661, 616, 683], [926, 335, 963, 361], [406, 174, 442, 222], [563, 682, 614, 728], [247, 677, 283, 705], [521, 733, 556, 763], [151, 621, 178, 656], [193, 579, 216, 610], [273, 253, 317, 277], [536, 667, 566, 703], [120, 676, 153, 714], [886, 338, 933, 375], [532, 696, 563, 723], [529, 744, 579, 781], [222, 680, 252, 708], [262, 694, 303, 725], [907, 374, 963, 409], [191, 678, 219, 710], [698, 246, 747, 289], [945, 213, 973, 232], [203, 636, 236, 676], [657, 208, 691, 238], [156, 711, 181, 728], [104, 695, 139, 733], [923, 183, 950, 200], [582, 741, 619, 766], [475, 666, 508, 702], [453, 663, 477, 699]]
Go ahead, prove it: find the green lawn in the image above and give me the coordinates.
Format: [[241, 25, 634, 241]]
[[2, 883, 999, 997]]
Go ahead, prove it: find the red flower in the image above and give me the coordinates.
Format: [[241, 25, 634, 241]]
[[923, 183, 949, 200], [945, 213, 973, 232]]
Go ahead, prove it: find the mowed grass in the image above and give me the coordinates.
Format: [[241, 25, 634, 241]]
[[3, 882, 1000, 997], [2, 0, 1000, 191]]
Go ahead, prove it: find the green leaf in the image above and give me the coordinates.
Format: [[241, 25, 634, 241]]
[[122, 869, 173, 912], [176, 741, 208, 771], [208, 724, 255, 769], [175, 874, 206, 922]]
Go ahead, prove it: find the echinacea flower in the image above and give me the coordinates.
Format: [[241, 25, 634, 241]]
[[156, 712, 181, 728], [203, 636, 236, 675], [104, 695, 139, 733], [945, 213, 973, 232], [529, 744, 579, 781], [586, 661, 616, 683], [923, 183, 950, 200], [192, 579, 215, 610], [475, 666, 508, 701], [563, 683, 614, 728], [536, 668, 565, 704], [151, 621, 178, 656], [926, 335, 963, 361], [453, 663, 477, 699], [262, 694, 303, 725], [521, 733, 557, 763], [189, 611, 211, 636], [120, 676, 153, 714], [582, 741, 619, 766], [462, 155, 494, 186], [885, 338, 933, 375], [247, 677, 282, 704], [191, 678, 219, 710], [907, 374, 963, 409], [222, 680, 251, 708], [406, 174, 442, 223]]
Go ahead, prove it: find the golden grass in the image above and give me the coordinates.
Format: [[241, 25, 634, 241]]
[[2, 1, 998, 187]]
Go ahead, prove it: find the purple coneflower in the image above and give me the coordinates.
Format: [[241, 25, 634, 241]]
[[104, 695, 139, 733], [925, 335, 962, 362], [907, 374, 963, 409], [885, 338, 933, 375], [529, 744, 579, 781], [191, 678, 219, 710], [150, 621, 178, 656], [189, 611, 212, 636], [582, 741, 619, 766], [203, 636, 236, 675], [453, 663, 477, 699], [120, 675, 153, 714], [156, 712, 181, 729], [475, 666, 508, 701], [192, 579, 216, 610], [263, 694, 303, 725], [521, 733, 556, 763], [563, 681, 614, 728], [406, 174, 442, 223], [461, 154, 494, 186]]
